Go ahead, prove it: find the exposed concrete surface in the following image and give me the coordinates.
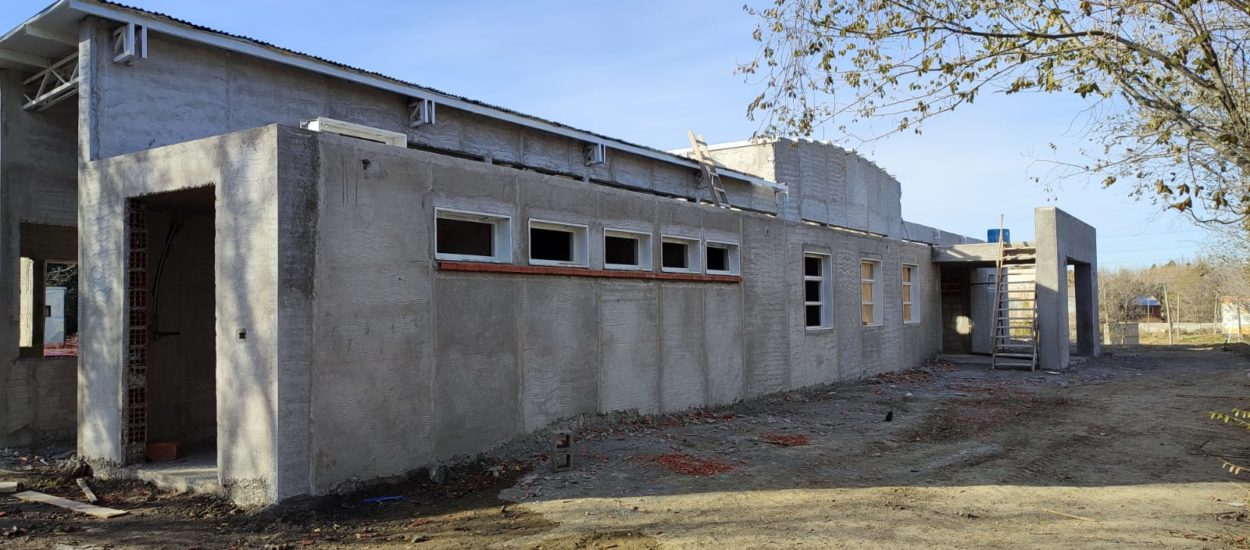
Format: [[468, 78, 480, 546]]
[[80, 125, 283, 507], [1, 66, 78, 447], [133, 454, 223, 496], [1035, 207, 1100, 370], [288, 131, 943, 500]]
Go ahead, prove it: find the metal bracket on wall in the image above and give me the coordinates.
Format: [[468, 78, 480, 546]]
[[112, 22, 148, 64], [22, 53, 79, 111], [409, 98, 436, 127], [583, 143, 606, 166]]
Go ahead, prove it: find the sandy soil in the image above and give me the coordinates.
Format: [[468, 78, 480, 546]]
[[3, 345, 1250, 548]]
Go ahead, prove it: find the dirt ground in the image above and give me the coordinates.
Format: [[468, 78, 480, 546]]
[[4, 345, 1250, 549]]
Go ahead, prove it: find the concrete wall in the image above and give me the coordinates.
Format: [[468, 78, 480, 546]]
[[0, 64, 79, 447], [290, 130, 942, 497], [77, 22, 777, 213], [1035, 207, 1099, 369], [80, 126, 282, 507], [697, 140, 924, 240]]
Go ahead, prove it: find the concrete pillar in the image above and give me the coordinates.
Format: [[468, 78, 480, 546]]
[[1034, 208, 1069, 371]]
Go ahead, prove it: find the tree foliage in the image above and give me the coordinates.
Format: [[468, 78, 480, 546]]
[[742, 0, 1250, 225]]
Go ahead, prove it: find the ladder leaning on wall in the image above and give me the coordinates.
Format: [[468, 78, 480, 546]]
[[687, 131, 731, 208], [990, 217, 1040, 371]]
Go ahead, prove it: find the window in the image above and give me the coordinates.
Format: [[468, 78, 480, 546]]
[[804, 253, 832, 328], [902, 264, 917, 323], [435, 209, 511, 262], [604, 229, 651, 270], [705, 242, 740, 275], [861, 259, 882, 325], [19, 257, 79, 358], [661, 236, 699, 273], [529, 220, 588, 267]]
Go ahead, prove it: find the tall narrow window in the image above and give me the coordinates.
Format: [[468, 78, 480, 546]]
[[661, 236, 699, 273], [435, 209, 511, 262], [705, 242, 740, 275], [902, 264, 917, 323], [861, 260, 881, 325], [529, 220, 588, 267], [805, 253, 832, 328], [604, 229, 651, 270]]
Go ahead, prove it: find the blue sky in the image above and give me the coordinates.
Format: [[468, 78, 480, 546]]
[[3, 0, 1209, 269]]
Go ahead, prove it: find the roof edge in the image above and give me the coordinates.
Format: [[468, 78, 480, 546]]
[[55, 0, 785, 191]]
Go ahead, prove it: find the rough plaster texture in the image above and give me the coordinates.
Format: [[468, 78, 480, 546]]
[[80, 126, 283, 507], [76, 125, 949, 506], [1035, 207, 1100, 370], [287, 131, 944, 502], [78, 25, 776, 213], [0, 66, 78, 447]]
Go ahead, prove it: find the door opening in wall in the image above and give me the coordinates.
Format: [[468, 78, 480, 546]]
[[125, 187, 217, 484]]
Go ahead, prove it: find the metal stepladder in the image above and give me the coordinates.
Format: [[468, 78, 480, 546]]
[[687, 131, 731, 208], [990, 218, 1039, 371]]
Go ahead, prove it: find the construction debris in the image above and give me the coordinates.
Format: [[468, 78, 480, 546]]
[[76, 477, 99, 504], [14, 490, 129, 519], [0, 481, 19, 494]]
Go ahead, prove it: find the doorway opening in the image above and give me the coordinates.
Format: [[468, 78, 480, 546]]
[[125, 187, 217, 478]]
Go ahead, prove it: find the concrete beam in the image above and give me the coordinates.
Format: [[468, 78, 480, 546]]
[[932, 241, 1036, 265], [23, 25, 77, 47], [0, 48, 49, 69]]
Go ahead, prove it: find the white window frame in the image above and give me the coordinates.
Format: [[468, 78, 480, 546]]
[[528, 219, 589, 267], [434, 208, 512, 263], [804, 253, 832, 330], [603, 229, 652, 271], [704, 241, 741, 275], [861, 259, 882, 326], [902, 264, 919, 324], [660, 235, 700, 273]]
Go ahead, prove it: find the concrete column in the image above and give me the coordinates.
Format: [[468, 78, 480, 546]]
[[1035, 210, 1069, 371]]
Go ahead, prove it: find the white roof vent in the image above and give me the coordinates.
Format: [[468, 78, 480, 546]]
[[302, 117, 407, 147]]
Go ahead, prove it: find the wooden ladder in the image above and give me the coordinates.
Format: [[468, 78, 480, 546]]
[[990, 219, 1038, 371], [687, 131, 730, 208]]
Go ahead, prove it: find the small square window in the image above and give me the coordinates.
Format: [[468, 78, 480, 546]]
[[705, 242, 739, 275], [661, 236, 699, 273], [529, 220, 588, 267], [604, 230, 652, 270], [435, 209, 511, 263]]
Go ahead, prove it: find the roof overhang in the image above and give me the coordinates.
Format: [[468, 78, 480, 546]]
[[1, 0, 787, 192]]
